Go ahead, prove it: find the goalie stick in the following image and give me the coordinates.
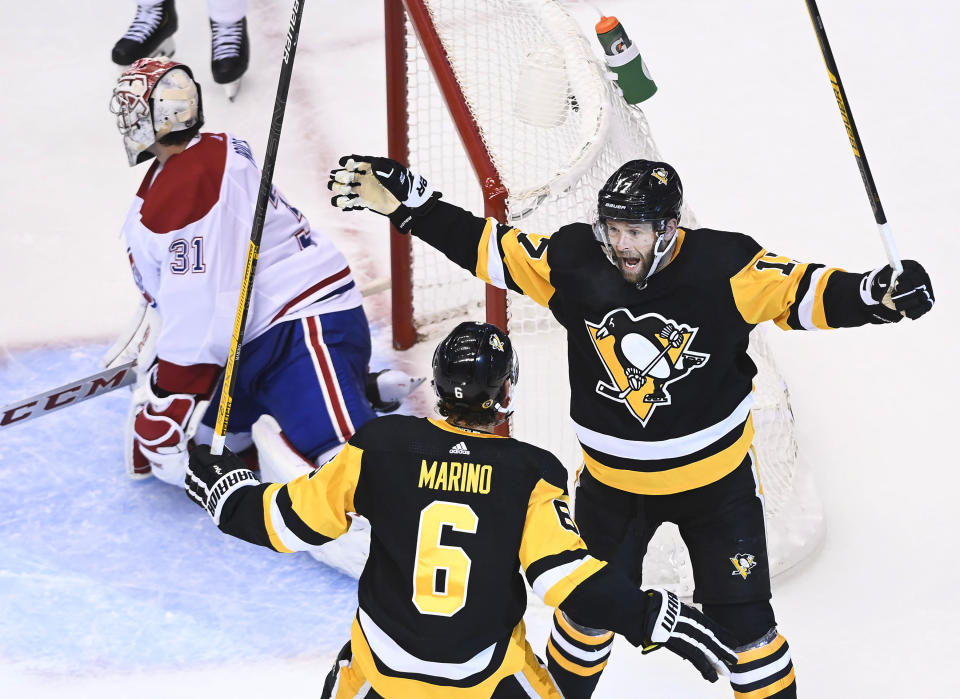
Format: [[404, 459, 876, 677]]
[[1, 361, 136, 430], [0, 277, 392, 432]]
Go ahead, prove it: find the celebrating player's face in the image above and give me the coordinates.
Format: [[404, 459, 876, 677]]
[[606, 220, 661, 284]]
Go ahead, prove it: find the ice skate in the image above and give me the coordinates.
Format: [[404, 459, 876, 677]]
[[210, 17, 249, 101], [111, 0, 178, 66], [366, 369, 426, 413]]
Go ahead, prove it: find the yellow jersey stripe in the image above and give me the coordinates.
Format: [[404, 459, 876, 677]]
[[518, 642, 564, 698], [427, 418, 506, 439], [475, 219, 495, 286], [285, 441, 362, 536], [262, 482, 295, 553], [811, 268, 836, 329], [583, 415, 755, 495], [519, 480, 587, 570], [541, 557, 607, 608], [349, 616, 528, 698], [498, 229, 555, 308]]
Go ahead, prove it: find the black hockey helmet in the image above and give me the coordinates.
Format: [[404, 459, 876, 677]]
[[432, 321, 519, 423], [596, 159, 682, 229]]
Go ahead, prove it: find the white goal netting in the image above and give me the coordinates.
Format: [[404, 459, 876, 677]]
[[393, 0, 824, 595]]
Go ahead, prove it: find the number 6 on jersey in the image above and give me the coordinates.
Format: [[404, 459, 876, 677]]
[[413, 501, 478, 616]]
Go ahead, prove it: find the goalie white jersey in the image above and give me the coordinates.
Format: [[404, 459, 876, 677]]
[[121, 132, 362, 374]]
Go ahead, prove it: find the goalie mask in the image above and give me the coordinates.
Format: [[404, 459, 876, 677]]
[[432, 322, 519, 425], [110, 57, 204, 167], [594, 159, 683, 285]]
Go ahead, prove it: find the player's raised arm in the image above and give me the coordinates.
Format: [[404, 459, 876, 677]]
[[518, 464, 738, 683], [184, 441, 361, 552], [328, 155, 557, 308], [729, 242, 934, 330]]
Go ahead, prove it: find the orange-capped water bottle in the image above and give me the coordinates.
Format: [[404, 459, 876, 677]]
[[595, 15, 657, 104]]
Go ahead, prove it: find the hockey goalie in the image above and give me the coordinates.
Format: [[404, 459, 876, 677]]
[[104, 56, 421, 576]]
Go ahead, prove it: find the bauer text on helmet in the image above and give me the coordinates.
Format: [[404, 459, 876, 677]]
[[594, 159, 683, 287]]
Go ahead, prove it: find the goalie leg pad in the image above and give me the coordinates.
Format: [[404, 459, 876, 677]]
[[545, 609, 613, 698], [730, 628, 797, 698], [252, 414, 319, 483]]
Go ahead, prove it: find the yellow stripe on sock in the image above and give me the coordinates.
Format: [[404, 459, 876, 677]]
[[546, 638, 607, 677], [733, 667, 796, 699], [737, 634, 785, 664], [553, 610, 614, 646]]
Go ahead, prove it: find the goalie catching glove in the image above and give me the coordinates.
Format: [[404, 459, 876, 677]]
[[861, 259, 934, 323], [328, 155, 440, 232], [185, 444, 259, 526], [640, 589, 738, 682], [128, 365, 209, 484]]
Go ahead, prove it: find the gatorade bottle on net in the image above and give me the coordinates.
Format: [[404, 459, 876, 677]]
[[595, 15, 657, 104]]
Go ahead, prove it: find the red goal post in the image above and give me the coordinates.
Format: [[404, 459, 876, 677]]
[[386, 0, 507, 352]]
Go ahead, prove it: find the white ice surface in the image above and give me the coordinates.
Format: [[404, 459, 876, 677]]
[[1, 1, 958, 697]]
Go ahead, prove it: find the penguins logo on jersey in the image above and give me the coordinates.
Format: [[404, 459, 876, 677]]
[[730, 553, 757, 579], [586, 309, 709, 426]]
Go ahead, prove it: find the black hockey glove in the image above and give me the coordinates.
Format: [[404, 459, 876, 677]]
[[328, 155, 440, 232], [640, 589, 738, 682], [861, 260, 934, 323], [185, 444, 259, 525]]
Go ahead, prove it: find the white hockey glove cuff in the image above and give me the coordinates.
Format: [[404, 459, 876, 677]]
[[642, 589, 738, 683], [185, 444, 259, 525]]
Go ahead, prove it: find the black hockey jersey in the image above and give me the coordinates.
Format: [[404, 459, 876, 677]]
[[215, 415, 652, 697], [409, 201, 878, 495]]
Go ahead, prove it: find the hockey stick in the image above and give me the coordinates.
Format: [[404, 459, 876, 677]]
[[211, 0, 307, 456], [804, 0, 903, 297], [0, 278, 391, 432], [0, 361, 137, 430]]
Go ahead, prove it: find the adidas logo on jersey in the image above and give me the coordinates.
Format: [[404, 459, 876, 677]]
[[449, 441, 470, 455]]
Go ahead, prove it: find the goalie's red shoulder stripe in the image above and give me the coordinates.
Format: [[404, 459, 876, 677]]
[[138, 133, 227, 234]]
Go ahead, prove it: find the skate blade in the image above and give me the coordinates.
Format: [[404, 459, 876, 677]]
[[153, 36, 176, 59], [222, 79, 242, 101]]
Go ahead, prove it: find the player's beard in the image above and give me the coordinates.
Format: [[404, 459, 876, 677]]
[[615, 250, 652, 285]]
